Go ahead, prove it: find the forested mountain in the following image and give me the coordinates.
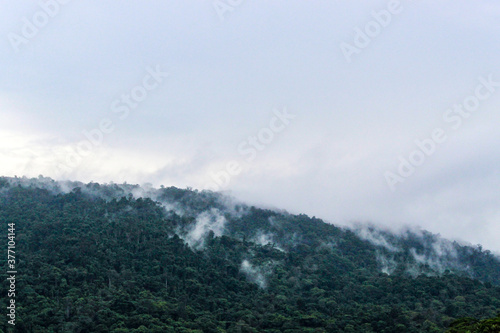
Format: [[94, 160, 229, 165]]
[[1, 176, 499, 332]]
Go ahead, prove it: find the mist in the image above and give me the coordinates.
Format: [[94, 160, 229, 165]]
[[1, 1, 499, 252]]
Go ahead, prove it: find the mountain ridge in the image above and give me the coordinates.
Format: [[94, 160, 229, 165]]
[[2, 175, 497, 284], [1, 175, 500, 332]]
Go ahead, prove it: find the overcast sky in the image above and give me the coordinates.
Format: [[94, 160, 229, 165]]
[[1, 0, 499, 251]]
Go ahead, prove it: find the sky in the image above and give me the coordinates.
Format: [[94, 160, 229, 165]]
[[1, 0, 499, 251]]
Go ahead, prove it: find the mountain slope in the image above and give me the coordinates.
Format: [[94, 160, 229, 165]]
[[1, 176, 500, 332]]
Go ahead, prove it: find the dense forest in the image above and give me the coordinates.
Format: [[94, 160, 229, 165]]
[[1, 176, 499, 332]]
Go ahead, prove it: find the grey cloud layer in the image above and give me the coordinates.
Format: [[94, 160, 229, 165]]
[[0, 1, 499, 250]]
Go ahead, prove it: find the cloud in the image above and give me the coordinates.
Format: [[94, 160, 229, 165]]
[[251, 231, 286, 252], [376, 251, 398, 275], [353, 225, 400, 253], [1, 1, 499, 252], [184, 208, 227, 250], [240, 260, 268, 289]]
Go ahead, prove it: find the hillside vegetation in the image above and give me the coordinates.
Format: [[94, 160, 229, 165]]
[[1, 176, 499, 332]]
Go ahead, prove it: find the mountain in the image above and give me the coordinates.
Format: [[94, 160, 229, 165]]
[[1, 176, 499, 332]]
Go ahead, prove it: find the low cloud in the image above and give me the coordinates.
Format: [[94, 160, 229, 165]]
[[184, 208, 227, 250], [240, 260, 268, 289]]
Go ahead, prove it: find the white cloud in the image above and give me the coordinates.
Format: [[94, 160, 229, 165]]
[[0, 1, 499, 251]]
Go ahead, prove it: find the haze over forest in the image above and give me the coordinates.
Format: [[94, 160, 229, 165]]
[[1, 177, 500, 332]]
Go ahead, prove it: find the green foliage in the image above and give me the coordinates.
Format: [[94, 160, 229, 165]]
[[447, 314, 500, 332], [0, 177, 500, 332]]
